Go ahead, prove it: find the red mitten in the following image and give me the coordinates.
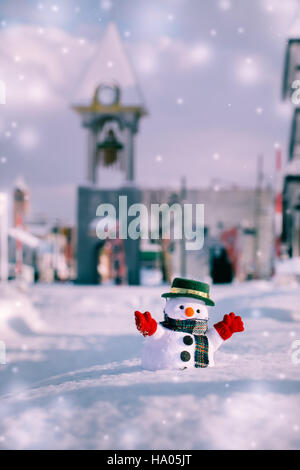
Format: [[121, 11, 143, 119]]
[[214, 312, 244, 341], [134, 311, 157, 337]]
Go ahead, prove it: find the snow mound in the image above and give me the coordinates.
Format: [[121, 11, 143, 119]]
[[276, 257, 300, 275], [0, 283, 45, 339], [274, 257, 300, 287]]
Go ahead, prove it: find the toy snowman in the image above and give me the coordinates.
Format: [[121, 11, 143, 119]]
[[135, 278, 244, 370]]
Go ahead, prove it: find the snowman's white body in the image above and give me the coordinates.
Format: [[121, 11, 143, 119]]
[[141, 297, 224, 371]]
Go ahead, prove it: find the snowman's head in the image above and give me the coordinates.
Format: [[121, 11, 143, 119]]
[[164, 296, 209, 320]]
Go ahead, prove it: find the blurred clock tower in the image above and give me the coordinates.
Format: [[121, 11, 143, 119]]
[[72, 24, 147, 285], [73, 81, 146, 184]]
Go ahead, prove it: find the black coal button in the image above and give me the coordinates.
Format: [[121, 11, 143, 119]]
[[180, 351, 191, 362], [183, 335, 193, 345]]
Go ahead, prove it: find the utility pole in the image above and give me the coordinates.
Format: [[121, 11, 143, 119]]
[[253, 155, 264, 278], [180, 176, 187, 278]]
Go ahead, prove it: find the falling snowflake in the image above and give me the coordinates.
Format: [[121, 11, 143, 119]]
[[265, 3, 274, 13], [219, 0, 232, 11], [159, 36, 172, 49], [187, 44, 212, 66], [101, 0, 112, 11], [236, 56, 262, 85], [18, 128, 40, 150], [256, 106, 263, 114], [177, 97, 184, 105], [251, 309, 261, 319]]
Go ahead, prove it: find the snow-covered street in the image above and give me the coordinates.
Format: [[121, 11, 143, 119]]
[[0, 281, 300, 450]]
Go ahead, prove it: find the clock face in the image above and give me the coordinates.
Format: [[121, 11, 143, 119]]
[[97, 85, 118, 106]]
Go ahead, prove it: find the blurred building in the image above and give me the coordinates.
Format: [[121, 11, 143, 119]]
[[9, 183, 76, 283], [72, 23, 275, 286], [282, 20, 300, 257], [13, 177, 29, 228], [27, 218, 76, 282], [8, 227, 50, 283], [142, 187, 274, 281]]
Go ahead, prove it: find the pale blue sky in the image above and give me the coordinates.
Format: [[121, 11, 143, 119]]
[[0, 0, 298, 223]]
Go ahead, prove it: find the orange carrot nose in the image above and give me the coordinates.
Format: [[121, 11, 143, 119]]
[[185, 307, 194, 317]]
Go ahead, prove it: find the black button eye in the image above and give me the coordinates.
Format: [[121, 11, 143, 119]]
[[197, 309, 201, 313], [179, 305, 184, 310]]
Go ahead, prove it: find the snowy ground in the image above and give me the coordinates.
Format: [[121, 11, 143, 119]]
[[0, 280, 299, 450]]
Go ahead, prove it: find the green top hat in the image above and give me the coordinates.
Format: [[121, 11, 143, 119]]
[[162, 277, 215, 306]]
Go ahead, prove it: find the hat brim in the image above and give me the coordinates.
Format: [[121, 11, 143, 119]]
[[161, 292, 215, 306]]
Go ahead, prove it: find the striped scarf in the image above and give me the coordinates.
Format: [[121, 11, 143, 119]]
[[160, 314, 209, 368]]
